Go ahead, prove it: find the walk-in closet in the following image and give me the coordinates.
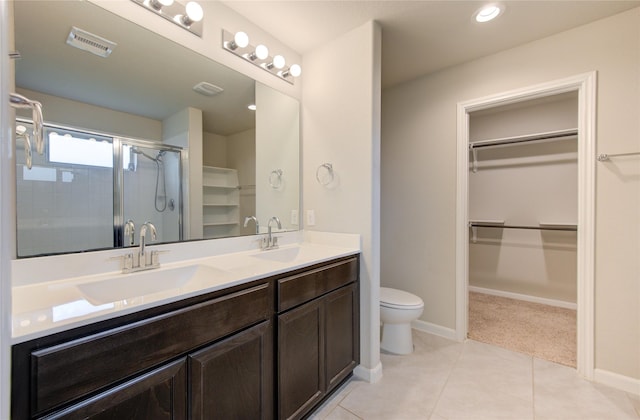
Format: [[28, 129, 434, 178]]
[[467, 92, 579, 367]]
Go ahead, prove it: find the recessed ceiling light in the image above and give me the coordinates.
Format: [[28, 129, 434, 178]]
[[474, 4, 504, 23]]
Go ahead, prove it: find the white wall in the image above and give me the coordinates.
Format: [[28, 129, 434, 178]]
[[203, 132, 228, 168], [382, 8, 640, 382], [256, 83, 299, 232], [163, 107, 203, 240], [0, 1, 14, 416], [302, 21, 382, 381], [15, 88, 161, 141], [227, 128, 256, 235]]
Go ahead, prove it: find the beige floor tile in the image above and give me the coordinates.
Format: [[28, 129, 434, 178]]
[[339, 330, 461, 419], [533, 358, 639, 419], [323, 406, 363, 420], [312, 331, 638, 420], [310, 379, 363, 419]]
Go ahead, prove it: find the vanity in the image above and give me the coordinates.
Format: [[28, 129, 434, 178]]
[[10, 234, 360, 419]]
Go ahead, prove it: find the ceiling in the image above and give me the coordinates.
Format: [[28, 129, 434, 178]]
[[15, 1, 256, 136], [221, 0, 640, 88]]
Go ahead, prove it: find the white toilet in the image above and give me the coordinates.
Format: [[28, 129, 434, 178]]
[[380, 287, 424, 355]]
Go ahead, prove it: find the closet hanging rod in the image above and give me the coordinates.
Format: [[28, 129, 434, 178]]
[[469, 128, 578, 150], [597, 151, 640, 161], [468, 222, 577, 232]]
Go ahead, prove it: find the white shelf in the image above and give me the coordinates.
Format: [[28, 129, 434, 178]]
[[539, 222, 578, 229], [203, 184, 238, 190], [203, 222, 239, 227], [202, 167, 240, 238], [203, 203, 238, 207]]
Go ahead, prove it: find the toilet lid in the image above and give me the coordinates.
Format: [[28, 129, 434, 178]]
[[380, 287, 424, 309]]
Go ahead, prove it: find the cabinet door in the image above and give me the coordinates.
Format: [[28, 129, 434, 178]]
[[189, 321, 273, 420], [42, 358, 187, 420], [325, 284, 360, 392], [277, 299, 324, 420]]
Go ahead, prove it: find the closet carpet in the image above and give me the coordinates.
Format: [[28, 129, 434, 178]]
[[468, 291, 576, 367]]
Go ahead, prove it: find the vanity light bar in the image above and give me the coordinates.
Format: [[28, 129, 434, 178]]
[[131, 0, 204, 37], [222, 29, 301, 85]]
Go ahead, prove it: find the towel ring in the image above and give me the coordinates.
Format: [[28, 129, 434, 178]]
[[316, 163, 334, 186], [269, 169, 283, 189]]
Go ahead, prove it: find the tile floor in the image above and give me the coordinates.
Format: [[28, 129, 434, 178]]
[[310, 330, 640, 420]]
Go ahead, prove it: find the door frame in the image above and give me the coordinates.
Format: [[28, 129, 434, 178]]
[[455, 72, 596, 379]]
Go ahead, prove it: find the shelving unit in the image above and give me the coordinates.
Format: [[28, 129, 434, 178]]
[[202, 166, 240, 239]]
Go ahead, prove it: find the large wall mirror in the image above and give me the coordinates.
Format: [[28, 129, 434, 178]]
[[13, 1, 300, 258]]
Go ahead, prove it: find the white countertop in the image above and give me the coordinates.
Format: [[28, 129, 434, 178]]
[[11, 231, 360, 343]]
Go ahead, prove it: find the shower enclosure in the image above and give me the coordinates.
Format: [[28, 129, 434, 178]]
[[15, 120, 183, 257]]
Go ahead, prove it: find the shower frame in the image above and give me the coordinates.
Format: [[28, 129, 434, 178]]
[[113, 137, 184, 248], [16, 117, 184, 253]]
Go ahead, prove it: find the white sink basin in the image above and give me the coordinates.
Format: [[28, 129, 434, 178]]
[[77, 264, 229, 305], [250, 246, 302, 263]]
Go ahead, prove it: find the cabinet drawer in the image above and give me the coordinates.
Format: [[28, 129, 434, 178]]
[[277, 257, 358, 312], [30, 282, 271, 416]]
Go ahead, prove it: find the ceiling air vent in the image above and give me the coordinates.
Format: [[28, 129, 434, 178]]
[[66, 26, 117, 58], [193, 82, 224, 97]]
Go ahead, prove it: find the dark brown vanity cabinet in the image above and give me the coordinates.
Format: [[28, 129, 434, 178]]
[[277, 257, 360, 420], [189, 320, 273, 419], [12, 254, 359, 420], [12, 281, 273, 419]]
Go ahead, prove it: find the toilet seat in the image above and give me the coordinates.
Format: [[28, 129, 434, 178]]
[[380, 287, 424, 310]]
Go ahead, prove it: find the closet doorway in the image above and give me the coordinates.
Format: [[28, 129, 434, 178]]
[[455, 73, 596, 379]]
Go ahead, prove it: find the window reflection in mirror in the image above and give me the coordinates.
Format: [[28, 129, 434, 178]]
[[13, 0, 299, 257]]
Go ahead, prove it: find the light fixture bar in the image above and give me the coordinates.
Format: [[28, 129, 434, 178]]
[[131, 0, 203, 37], [222, 29, 301, 85]]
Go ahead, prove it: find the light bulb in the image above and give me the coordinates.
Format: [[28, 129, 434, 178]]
[[255, 44, 269, 60], [159, 0, 174, 6], [248, 104, 257, 111], [475, 4, 502, 23], [185, 2, 203, 22], [273, 55, 285, 69], [289, 64, 302, 77], [234, 31, 249, 49]]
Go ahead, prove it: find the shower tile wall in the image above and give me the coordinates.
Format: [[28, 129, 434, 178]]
[[123, 148, 181, 246], [16, 152, 113, 257]]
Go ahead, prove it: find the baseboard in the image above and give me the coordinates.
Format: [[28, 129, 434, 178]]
[[412, 319, 458, 341], [594, 368, 640, 396], [469, 286, 577, 310], [354, 361, 383, 384]]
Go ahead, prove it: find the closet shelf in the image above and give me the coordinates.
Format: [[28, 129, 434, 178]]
[[469, 128, 578, 150], [469, 128, 578, 173], [468, 221, 577, 231], [467, 220, 504, 227]]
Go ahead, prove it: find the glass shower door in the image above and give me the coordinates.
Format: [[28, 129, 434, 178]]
[[15, 121, 114, 257], [119, 141, 182, 247]]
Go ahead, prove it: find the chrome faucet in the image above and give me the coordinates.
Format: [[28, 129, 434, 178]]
[[263, 216, 282, 250], [124, 219, 135, 246], [114, 221, 163, 273], [139, 221, 157, 268], [244, 216, 260, 234]]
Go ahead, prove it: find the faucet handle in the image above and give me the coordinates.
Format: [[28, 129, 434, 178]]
[[150, 250, 170, 267], [110, 253, 134, 272]]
